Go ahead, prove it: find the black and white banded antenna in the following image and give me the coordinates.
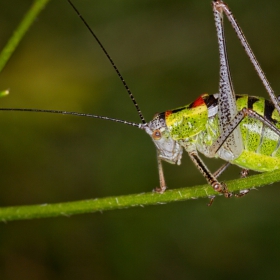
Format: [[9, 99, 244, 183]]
[[0, 107, 142, 128], [0, 0, 147, 128], [67, 0, 146, 124]]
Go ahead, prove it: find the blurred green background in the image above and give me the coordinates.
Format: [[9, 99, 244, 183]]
[[1, 0, 280, 279]]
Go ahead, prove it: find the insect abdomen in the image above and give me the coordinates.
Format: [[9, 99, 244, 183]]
[[233, 95, 280, 171]]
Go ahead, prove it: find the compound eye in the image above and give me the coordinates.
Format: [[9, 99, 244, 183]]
[[152, 129, 162, 140]]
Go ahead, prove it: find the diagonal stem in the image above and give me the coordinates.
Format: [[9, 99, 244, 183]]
[[0, 0, 51, 73]]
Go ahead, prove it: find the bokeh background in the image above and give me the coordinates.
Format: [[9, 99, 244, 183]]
[[1, 0, 280, 279]]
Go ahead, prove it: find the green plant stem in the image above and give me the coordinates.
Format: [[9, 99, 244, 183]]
[[0, 0, 51, 73], [0, 169, 280, 222]]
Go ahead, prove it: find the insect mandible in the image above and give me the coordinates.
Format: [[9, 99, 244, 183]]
[[1, 0, 280, 201]]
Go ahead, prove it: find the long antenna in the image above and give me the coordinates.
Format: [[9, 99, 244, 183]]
[[0, 108, 142, 128], [67, 0, 146, 124]]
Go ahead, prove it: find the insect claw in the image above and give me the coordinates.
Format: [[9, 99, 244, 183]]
[[240, 169, 249, 178], [154, 186, 167, 194], [207, 196, 216, 206], [225, 192, 233, 198], [219, 182, 233, 198], [235, 189, 250, 198]]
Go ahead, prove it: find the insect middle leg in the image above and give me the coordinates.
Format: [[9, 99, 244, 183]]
[[188, 150, 232, 198], [211, 163, 250, 201]]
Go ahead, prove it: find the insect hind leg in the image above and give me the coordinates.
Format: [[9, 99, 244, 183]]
[[213, 0, 280, 116], [204, 107, 280, 199], [208, 107, 280, 158]]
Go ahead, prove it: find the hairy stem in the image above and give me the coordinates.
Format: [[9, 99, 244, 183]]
[[0, 169, 279, 222]]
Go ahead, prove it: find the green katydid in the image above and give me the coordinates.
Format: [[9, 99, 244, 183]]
[[1, 0, 280, 202]]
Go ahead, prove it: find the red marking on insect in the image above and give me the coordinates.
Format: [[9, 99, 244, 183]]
[[191, 95, 206, 108], [165, 110, 172, 118]]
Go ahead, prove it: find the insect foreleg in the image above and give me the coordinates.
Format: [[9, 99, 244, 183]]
[[154, 151, 167, 194]]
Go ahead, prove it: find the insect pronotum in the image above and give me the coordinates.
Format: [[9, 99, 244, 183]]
[[1, 0, 280, 202]]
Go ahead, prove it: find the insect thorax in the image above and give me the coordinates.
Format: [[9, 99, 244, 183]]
[[144, 93, 280, 171], [144, 94, 212, 165]]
